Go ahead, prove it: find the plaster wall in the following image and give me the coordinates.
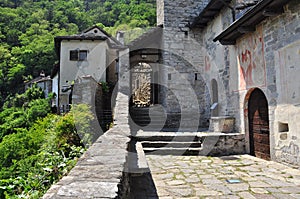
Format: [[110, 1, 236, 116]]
[[197, 3, 245, 133], [269, 0, 300, 165], [60, 40, 107, 87], [212, 0, 300, 165], [194, 0, 300, 166], [256, 0, 300, 165]]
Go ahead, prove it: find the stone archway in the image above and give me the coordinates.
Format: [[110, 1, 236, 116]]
[[247, 88, 270, 160]]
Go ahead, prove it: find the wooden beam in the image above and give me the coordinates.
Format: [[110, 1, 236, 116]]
[[207, 8, 220, 12], [201, 15, 215, 20], [220, 40, 236, 45], [237, 26, 256, 33], [262, 7, 284, 16]]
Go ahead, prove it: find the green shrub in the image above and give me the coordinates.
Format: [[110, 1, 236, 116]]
[[0, 113, 86, 198]]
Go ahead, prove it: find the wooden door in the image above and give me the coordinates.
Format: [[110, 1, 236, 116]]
[[248, 89, 270, 160]]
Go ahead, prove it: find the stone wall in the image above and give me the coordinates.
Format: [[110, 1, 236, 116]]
[[199, 0, 300, 166], [262, 0, 300, 165], [157, 0, 212, 128], [198, 2, 241, 132], [43, 91, 131, 199], [170, 0, 300, 166], [204, 133, 246, 156]]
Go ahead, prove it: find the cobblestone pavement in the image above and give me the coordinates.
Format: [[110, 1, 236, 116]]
[[145, 154, 300, 199]]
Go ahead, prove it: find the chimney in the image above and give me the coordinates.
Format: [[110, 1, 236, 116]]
[[116, 31, 125, 45]]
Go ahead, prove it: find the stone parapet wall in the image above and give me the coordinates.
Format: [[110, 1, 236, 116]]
[[204, 133, 246, 156], [43, 91, 131, 199]]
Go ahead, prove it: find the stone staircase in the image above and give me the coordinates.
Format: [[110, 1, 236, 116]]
[[129, 105, 204, 155], [134, 133, 203, 155], [129, 105, 169, 131]]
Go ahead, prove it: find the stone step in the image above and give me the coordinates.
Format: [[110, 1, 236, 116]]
[[143, 147, 203, 155], [141, 141, 201, 148], [130, 114, 166, 119], [129, 117, 166, 122], [135, 135, 202, 142], [130, 121, 166, 126]]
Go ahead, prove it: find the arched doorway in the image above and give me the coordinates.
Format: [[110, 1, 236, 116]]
[[131, 62, 154, 107], [248, 88, 270, 160]]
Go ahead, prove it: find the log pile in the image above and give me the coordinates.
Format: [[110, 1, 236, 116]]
[[133, 82, 151, 107]]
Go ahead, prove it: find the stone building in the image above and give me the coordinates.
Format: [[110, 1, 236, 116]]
[[25, 71, 53, 98], [54, 26, 124, 132], [54, 26, 123, 113], [140, 0, 299, 164]]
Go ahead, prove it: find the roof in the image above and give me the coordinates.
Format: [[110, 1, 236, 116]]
[[213, 0, 291, 45], [25, 76, 52, 85], [54, 25, 125, 57], [127, 26, 163, 51], [82, 25, 122, 46], [191, 0, 231, 28]]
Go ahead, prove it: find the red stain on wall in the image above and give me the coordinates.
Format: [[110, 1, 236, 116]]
[[205, 55, 211, 72]]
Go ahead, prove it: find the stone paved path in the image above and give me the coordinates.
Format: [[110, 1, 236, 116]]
[[145, 154, 300, 199]]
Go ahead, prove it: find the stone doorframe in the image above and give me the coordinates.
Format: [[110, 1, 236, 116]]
[[129, 48, 162, 106]]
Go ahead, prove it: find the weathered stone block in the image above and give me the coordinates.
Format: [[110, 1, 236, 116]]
[[209, 116, 235, 133]]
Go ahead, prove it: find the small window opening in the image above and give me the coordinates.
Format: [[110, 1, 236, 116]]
[[79, 50, 88, 61], [70, 50, 78, 61], [195, 73, 198, 80], [168, 73, 171, 80], [278, 122, 289, 132], [70, 50, 88, 61], [184, 31, 188, 38]]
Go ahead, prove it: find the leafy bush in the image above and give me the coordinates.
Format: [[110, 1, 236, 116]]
[[0, 103, 95, 198], [0, 85, 51, 139]]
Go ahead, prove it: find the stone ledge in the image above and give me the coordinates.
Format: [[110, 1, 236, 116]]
[[43, 92, 131, 199], [43, 127, 131, 199]]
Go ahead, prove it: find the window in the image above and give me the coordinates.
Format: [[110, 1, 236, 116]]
[[79, 50, 88, 61], [70, 50, 78, 61], [70, 50, 88, 61]]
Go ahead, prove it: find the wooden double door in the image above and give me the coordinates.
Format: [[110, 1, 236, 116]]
[[248, 89, 270, 160]]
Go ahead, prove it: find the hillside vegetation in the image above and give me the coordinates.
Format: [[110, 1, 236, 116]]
[[0, 0, 156, 198], [0, 0, 156, 104]]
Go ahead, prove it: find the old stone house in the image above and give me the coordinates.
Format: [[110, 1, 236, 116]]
[[54, 26, 122, 109], [54, 26, 123, 130], [141, 0, 299, 164]]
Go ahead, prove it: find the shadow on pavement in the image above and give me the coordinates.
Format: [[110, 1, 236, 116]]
[[129, 172, 159, 199]]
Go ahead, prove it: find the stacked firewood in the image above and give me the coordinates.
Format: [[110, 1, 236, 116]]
[[133, 82, 151, 107]]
